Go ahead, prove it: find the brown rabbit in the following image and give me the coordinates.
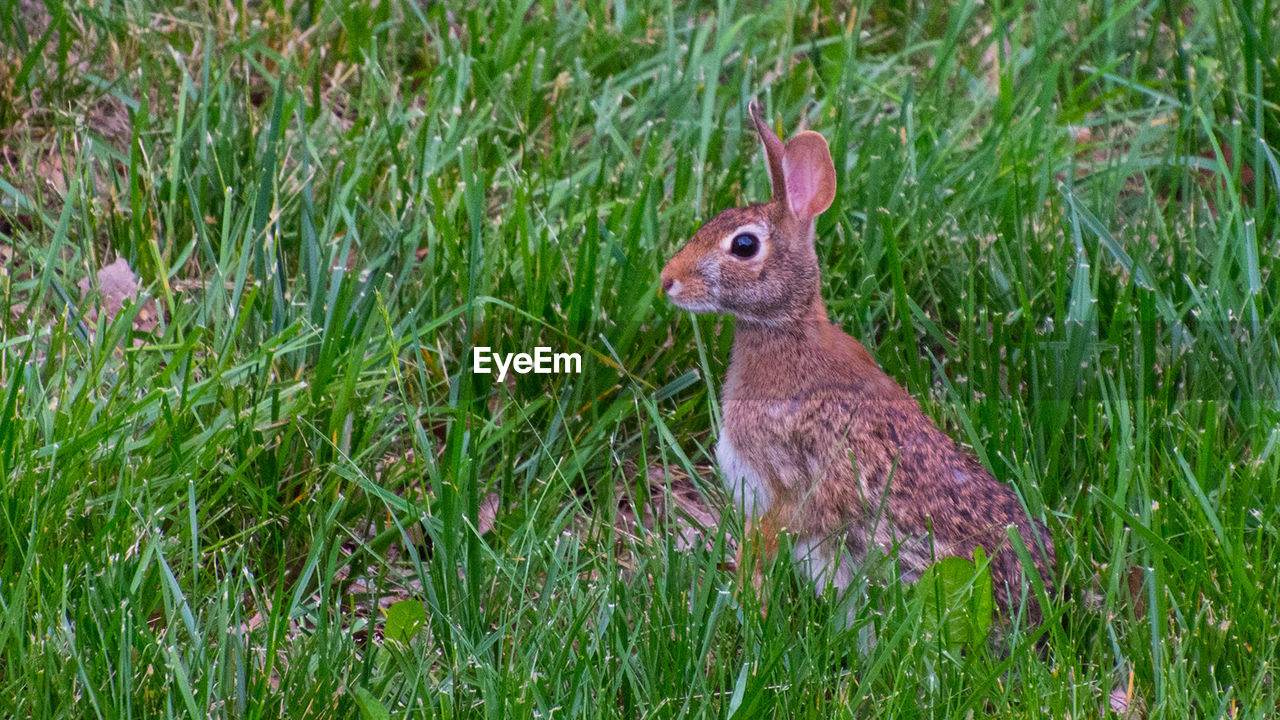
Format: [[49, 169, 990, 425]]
[[660, 101, 1054, 618]]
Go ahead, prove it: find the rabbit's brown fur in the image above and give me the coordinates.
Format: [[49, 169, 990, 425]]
[[661, 102, 1054, 616]]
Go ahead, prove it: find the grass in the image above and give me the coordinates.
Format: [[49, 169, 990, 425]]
[[1, 0, 1277, 716]]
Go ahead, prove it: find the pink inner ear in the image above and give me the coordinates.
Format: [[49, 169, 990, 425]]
[[781, 133, 835, 221], [783, 155, 819, 218]]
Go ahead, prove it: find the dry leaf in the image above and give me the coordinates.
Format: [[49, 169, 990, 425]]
[[608, 461, 725, 555], [478, 492, 501, 536], [79, 257, 138, 321], [77, 257, 159, 333], [1108, 668, 1146, 719]]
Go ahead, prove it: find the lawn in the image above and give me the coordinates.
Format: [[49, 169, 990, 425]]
[[1, 0, 1277, 717]]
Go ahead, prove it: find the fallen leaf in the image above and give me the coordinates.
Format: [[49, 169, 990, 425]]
[[1109, 667, 1146, 719], [478, 492, 501, 536], [77, 257, 159, 332], [79, 257, 138, 321]]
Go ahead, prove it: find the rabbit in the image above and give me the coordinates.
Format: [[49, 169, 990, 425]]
[[659, 101, 1054, 619]]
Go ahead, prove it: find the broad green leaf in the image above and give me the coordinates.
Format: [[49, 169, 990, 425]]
[[353, 687, 390, 720], [915, 547, 994, 651], [384, 600, 428, 644]]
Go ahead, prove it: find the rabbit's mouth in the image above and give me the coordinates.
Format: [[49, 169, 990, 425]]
[[663, 279, 718, 313], [668, 295, 720, 314]]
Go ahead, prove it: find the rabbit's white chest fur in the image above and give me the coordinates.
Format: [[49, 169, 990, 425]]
[[716, 432, 772, 516]]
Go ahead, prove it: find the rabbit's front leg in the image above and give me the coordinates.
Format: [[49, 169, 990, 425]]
[[736, 506, 784, 615]]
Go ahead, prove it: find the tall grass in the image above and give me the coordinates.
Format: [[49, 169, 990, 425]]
[[1, 0, 1277, 716]]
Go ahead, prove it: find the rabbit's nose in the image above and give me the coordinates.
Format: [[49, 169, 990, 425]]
[[662, 278, 675, 292]]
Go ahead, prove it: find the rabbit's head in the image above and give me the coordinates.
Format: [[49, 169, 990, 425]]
[[661, 102, 836, 325]]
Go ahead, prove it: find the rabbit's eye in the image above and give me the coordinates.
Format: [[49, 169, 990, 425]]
[[729, 233, 760, 259]]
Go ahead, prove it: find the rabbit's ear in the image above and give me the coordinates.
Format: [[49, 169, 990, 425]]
[[749, 101, 787, 200], [781, 131, 835, 222]]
